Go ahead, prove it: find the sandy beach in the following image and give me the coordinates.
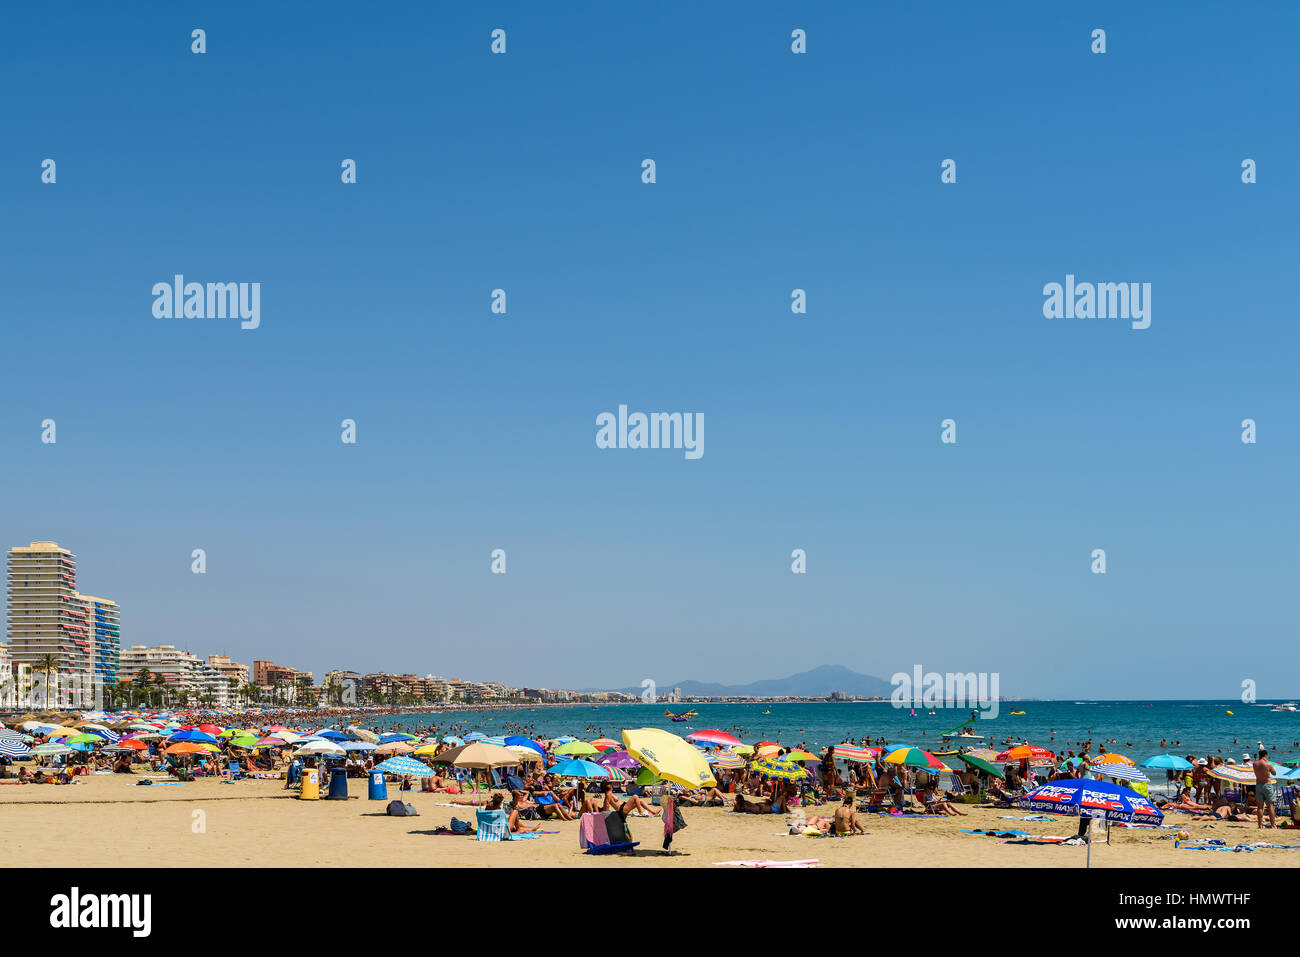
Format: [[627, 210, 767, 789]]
[[2, 774, 1293, 868]]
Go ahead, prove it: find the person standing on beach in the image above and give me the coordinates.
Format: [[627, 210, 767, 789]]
[[1253, 750, 1277, 829]]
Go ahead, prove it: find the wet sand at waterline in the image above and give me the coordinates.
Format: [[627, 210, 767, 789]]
[[1, 776, 1292, 867]]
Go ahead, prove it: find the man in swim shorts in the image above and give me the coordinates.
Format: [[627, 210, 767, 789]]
[[1253, 750, 1277, 829]]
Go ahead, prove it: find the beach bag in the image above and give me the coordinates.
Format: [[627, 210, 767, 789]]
[[385, 800, 418, 817]]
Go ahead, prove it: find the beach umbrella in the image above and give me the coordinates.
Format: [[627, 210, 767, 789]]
[[412, 743, 441, 756], [31, 743, 73, 756], [164, 742, 212, 755], [505, 745, 544, 762], [634, 767, 661, 786], [440, 742, 525, 769], [555, 740, 599, 757], [504, 735, 546, 756], [546, 759, 609, 779], [169, 729, 219, 745], [883, 747, 946, 770], [957, 753, 1005, 780], [442, 735, 464, 745], [254, 736, 288, 748], [64, 734, 104, 746], [1091, 754, 1136, 768], [374, 742, 414, 756], [347, 727, 380, 744], [590, 738, 621, 752], [784, 750, 820, 762], [293, 740, 345, 756], [119, 739, 149, 751], [686, 730, 743, 748], [750, 756, 811, 781], [1140, 754, 1194, 771], [0, 739, 32, 758], [1208, 764, 1266, 785], [314, 729, 350, 742], [482, 736, 508, 747], [227, 734, 260, 749], [374, 756, 438, 778], [1278, 766, 1300, 781], [197, 724, 222, 736], [822, 744, 876, 762], [622, 728, 716, 789], [1021, 778, 1164, 867], [732, 745, 754, 756], [378, 733, 417, 745], [1093, 765, 1149, 783], [463, 732, 486, 742], [996, 745, 1056, 765], [709, 752, 746, 770], [595, 750, 640, 770], [340, 740, 376, 751]]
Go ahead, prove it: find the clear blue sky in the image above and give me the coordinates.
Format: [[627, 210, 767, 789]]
[[3, 3, 1297, 698]]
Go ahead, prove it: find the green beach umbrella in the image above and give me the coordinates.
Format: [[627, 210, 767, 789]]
[[634, 767, 661, 786], [957, 753, 1005, 780], [555, 740, 599, 757], [64, 734, 104, 746], [228, 734, 259, 748]]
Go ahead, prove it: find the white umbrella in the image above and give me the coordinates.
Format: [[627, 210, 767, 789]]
[[292, 740, 345, 756]]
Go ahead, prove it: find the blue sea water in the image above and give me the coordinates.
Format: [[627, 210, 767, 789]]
[[369, 700, 1300, 767]]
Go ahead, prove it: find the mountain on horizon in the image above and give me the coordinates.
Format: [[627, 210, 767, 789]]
[[593, 664, 893, 698]]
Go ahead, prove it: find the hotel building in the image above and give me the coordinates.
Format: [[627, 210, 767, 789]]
[[6, 542, 120, 691]]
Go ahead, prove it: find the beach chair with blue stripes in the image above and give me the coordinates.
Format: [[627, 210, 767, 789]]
[[475, 808, 511, 842]]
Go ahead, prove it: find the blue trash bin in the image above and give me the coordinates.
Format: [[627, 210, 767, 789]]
[[326, 767, 348, 800], [368, 769, 388, 800]]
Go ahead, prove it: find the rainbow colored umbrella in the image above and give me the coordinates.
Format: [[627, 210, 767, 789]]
[[823, 744, 877, 762], [882, 746, 945, 770], [709, 751, 746, 770]]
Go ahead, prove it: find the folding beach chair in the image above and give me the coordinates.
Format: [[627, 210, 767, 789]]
[[476, 808, 511, 842], [584, 810, 638, 855], [947, 772, 966, 797], [228, 760, 243, 781]]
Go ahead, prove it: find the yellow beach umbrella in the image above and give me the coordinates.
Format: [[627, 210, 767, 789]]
[[621, 728, 716, 789]]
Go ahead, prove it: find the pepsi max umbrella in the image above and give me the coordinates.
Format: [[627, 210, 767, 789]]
[[546, 759, 609, 779], [374, 756, 438, 777], [1022, 779, 1163, 824], [378, 733, 418, 745]]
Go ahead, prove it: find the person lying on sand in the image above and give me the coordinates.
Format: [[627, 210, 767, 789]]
[[733, 794, 775, 814], [599, 782, 659, 817], [677, 787, 728, 807]]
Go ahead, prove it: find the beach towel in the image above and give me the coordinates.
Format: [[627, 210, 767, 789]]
[[714, 859, 821, 868], [579, 812, 609, 849]]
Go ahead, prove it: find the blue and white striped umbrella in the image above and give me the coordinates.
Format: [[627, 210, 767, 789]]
[[341, 740, 376, 751], [0, 738, 32, 758], [373, 756, 438, 777], [482, 736, 507, 747], [1092, 764, 1149, 783]]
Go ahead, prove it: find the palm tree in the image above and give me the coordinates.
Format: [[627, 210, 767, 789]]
[[36, 654, 58, 709]]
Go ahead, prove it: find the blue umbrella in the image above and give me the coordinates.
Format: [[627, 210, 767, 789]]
[[168, 729, 219, 744], [1021, 778, 1163, 825], [314, 729, 350, 742], [1091, 765, 1150, 783], [341, 741, 376, 751], [463, 732, 486, 742], [0, 738, 32, 758], [374, 756, 438, 777], [546, 759, 609, 779], [378, 733, 416, 745], [504, 735, 546, 756], [482, 736, 507, 747], [1139, 754, 1194, 771], [442, 735, 464, 745]]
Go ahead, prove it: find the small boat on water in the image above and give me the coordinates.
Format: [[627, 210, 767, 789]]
[[1272, 702, 1298, 712]]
